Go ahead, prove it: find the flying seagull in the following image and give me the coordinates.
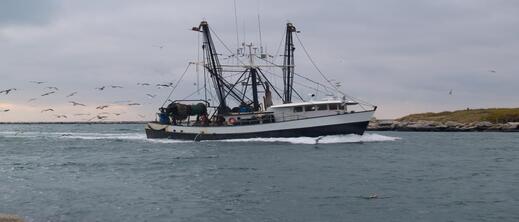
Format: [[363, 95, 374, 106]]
[[156, 83, 173, 88], [41, 108, 54, 112], [66, 92, 78, 97], [137, 82, 150, 86], [128, 103, 141, 106], [54, 115, 67, 119], [152, 45, 165, 50], [110, 85, 123, 89], [27, 98, 37, 103], [41, 91, 56, 96], [0, 88, 17, 95], [95, 86, 106, 91], [449, 89, 453, 95], [69, 101, 86, 106], [489, 70, 497, 73], [138, 114, 146, 118], [1, 109, 9, 112], [156, 84, 170, 88], [47, 86, 59, 91], [146, 94, 156, 98], [89, 115, 109, 121], [29, 81, 45, 84], [96, 105, 110, 110]]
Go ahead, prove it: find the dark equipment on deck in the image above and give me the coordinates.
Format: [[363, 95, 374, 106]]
[[165, 102, 208, 120]]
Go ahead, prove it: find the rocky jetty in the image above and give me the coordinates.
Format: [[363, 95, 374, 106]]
[[368, 119, 519, 132], [0, 214, 24, 222]]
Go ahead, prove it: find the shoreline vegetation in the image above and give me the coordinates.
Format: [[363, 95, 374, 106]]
[[368, 108, 519, 132]]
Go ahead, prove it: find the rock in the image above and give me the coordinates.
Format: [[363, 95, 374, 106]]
[[445, 121, 462, 128], [460, 123, 478, 131], [503, 122, 519, 131], [396, 121, 409, 128], [367, 121, 378, 129], [405, 121, 439, 131], [368, 119, 397, 131], [377, 120, 395, 126], [488, 124, 504, 131], [0, 214, 24, 222], [475, 121, 493, 128], [367, 119, 516, 132]]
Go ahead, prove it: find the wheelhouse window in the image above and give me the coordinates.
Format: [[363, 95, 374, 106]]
[[305, 105, 316, 112], [317, 104, 328, 110], [340, 104, 346, 110], [329, 103, 338, 110], [293, 106, 303, 113]]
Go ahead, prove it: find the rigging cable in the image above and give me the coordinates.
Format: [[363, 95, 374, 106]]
[[161, 62, 192, 107], [273, 30, 285, 65], [254, 54, 334, 95], [294, 32, 376, 108], [260, 68, 323, 99], [294, 33, 336, 91], [181, 87, 205, 100], [209, 26, 248, 67]]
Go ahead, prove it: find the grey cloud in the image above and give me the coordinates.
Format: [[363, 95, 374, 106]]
[[0, 0, 58, 26]]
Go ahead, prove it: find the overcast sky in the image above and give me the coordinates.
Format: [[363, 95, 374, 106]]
[[1, 0, 519, 121]]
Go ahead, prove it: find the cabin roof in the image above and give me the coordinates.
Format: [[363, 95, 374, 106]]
[[269, 100, 357, 109]]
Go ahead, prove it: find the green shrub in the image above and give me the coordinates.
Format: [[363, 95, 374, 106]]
[[398, 108, 519, 124]]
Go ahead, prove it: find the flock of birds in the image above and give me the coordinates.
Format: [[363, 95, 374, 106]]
[[0, 80, 176, 121]]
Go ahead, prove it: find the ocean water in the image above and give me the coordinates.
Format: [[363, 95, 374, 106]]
[[0, 124, 518, 222]]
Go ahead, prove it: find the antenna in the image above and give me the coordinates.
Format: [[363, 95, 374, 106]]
[[243, 21, 246, 46], [233, 0, 240, 63], [257, 0, 264, 54], [257, 15, 264, 54]]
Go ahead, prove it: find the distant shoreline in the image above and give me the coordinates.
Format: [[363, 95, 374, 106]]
[[368, 108, 519, 132], [368, 119, 519, 132], [0, 121, 147, 125]]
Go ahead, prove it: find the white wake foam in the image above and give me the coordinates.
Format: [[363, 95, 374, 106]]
[[1, 131, 399, 144], [62, 132, 147, 140], [220, 133, 400, 144]]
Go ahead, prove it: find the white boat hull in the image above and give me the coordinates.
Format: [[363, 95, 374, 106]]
[[145, 110, 374, 140]]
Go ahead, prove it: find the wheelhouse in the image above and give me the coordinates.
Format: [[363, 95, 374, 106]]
[[267, 100, 360, 121]]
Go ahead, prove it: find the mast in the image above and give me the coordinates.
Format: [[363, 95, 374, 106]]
[[245, 43, 260, 111], [283, 23, 296, 103], [195, 21, 228, 114], [250, 68, 260, 111]]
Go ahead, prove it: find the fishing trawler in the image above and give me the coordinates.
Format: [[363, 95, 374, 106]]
[[145, 21, 376, 140]]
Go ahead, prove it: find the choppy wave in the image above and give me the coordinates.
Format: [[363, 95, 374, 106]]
[[220, 133, 400, 144], [1, 130, 399, 144], [0, 131, 191, 143], [0, 131, 144, 140]]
